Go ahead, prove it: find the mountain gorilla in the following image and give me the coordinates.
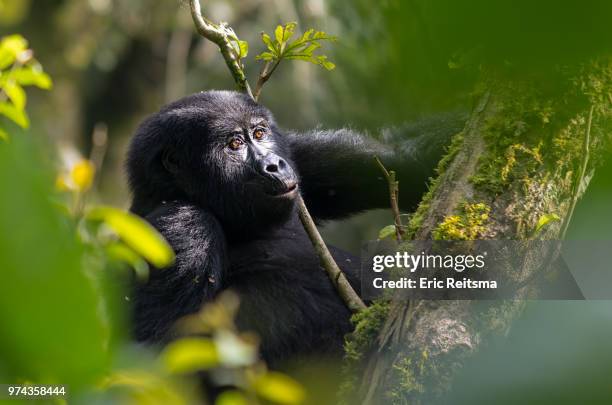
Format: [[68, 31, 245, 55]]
[[127, 90, 463, 366]]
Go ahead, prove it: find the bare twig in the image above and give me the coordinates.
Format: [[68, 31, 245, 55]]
[[254, 59, 281, 101], [189, 0, 253, 98], [374, 156, 404, 241], [186, 0, 365, 312]]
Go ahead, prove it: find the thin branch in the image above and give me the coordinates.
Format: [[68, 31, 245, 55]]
[[296, 196, 366, 312], [254, 59, 281, 101], [189, 0, 253, 98], [561, 104, 594, 238], [374, 156, 404, 241], [186, 0, 365, 312]]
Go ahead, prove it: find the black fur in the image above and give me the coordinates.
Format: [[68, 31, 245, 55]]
[[127, 90, 463, 366]]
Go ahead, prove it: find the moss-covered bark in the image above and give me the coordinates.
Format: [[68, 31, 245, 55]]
[[346, 60, 612, 404]]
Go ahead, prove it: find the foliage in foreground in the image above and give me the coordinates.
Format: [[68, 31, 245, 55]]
[[0, 34, 305, 405]]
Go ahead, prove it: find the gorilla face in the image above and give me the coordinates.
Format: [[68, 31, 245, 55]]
[[127, 91, 299, 237]]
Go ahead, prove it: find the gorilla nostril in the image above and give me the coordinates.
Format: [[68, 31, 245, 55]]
[[278, 159, 287, 169], [266, 164, 279, 173]]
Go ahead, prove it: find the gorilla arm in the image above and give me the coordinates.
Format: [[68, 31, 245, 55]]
[[288, 113, 466, 221], [132, 202, 227, 343]]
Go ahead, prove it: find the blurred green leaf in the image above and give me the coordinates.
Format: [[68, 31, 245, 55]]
[[0, 126, 8, 141], [11, 65, 53, 89], [161, 338, 219, 374], [0, 135, 109, 387], [254, 372, 306, 405], [215, 390, 248, 405], [378, 225, 397, 240], [214, 330, 258, 367], [87, 206, 175, 269], [3, 80, 26, 110], [0, 34, 27, 70], [0, 101, 29, 128], [105, 242, 149, 281]]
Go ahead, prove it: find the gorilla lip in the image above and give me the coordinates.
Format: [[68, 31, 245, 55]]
[[273, 182, 298, 197]]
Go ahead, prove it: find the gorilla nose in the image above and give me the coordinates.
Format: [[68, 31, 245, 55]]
[[265, 158, 287, 173], [263, 155, 287, 174]]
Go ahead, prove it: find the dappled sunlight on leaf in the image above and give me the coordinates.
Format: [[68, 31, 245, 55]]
[[87, 206, 175, 268], [253, 372, 306, 405]]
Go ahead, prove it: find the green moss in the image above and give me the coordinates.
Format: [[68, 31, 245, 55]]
[[339, 300, 390, 402], [406, 131, 465, 238], [468, 83, 555, 195], [343, 300, 390, 363], [432, 202, 490, 240]]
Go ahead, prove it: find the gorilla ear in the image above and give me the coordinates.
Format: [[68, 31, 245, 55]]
[[162, 148, 180, 174]]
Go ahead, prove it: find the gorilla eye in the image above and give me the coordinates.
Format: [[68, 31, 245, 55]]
[[253, 128, 265, 140], [228, 138, 243, 150]]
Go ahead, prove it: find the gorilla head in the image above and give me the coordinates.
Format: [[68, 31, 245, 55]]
[[127, 91, 299, 237]]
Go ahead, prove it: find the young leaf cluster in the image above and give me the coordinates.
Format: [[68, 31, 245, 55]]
[[256, 22, 337, 71], [0, 34, 52, 140]]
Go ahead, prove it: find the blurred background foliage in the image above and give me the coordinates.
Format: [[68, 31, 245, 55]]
[[0, 0, 612, 403]]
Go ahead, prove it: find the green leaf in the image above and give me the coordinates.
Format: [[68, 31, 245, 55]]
[[161, 337, 219, 374], [105, 242, 150, 281], [534, 213, 561, 234], [0, 34, 27, 70], [254, 372, 305, 405], [0, 101, 29, 128], [4, 80, 26, 110], [215, 390, 248, 405], [275, 22, 297, 45], [237, 40, 248, 58], [87, 206, 175, 268], [378, 225, 397, 240], [285, 54, 336, 70], [255, 52, 275, 61], [261, 32, 276, 53], [11, 65, 53, 89], [0, 126, 8, 141]]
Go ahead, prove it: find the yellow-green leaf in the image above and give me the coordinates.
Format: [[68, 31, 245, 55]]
[[215, 390, 248, 405], [0, 101, 29, 128], [12, 66, 53, 89], [105, 242, 149, 281], [535, 213, 561, 234], [261, 32, 276, 53], [3, 81, 26, 110], [0, 34, 27, 69], [254, 372, 305, 405], [275, 22, 297, 45], [0, 126, 8, 141], [87, 206, 175, 268], [161, 337, 219, 374], [378, 225, 396, 240], [237, 40, 248, 58], [255, 51, 275, 61]]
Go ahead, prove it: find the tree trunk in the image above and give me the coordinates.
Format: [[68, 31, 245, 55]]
[[349, 61, 611, 404]]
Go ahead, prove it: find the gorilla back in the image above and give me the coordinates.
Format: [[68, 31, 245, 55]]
[[126, 90, 463, 366]]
